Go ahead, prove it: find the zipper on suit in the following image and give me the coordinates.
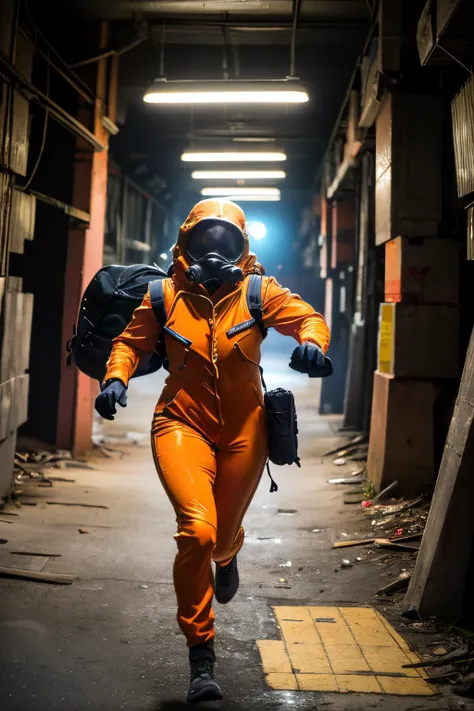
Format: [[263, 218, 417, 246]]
[[209, 311, 224, 426]]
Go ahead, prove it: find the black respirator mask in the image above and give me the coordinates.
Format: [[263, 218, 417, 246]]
[[185, 220, 245, 288]]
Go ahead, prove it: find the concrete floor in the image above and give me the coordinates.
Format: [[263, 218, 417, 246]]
[[0, 334, 458, 710]]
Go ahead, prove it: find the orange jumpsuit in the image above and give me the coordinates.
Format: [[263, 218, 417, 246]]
[[104, 199, 330, 647]]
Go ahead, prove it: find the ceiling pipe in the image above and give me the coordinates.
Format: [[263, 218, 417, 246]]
[[289, 0, 302, 77]]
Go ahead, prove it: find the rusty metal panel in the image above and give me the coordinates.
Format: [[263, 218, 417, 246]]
[[0, 373, 29, 441], [452, 75, 474, 199], [0, 377, 13, 441], [9, 189, 36, 254], [9, 33, 33, 176], [0, 431, 16, 499], [0, 289, 33, 382]]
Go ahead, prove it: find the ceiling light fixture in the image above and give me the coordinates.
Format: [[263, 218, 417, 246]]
[[223, 195, 281, 202], [191, 170, 286, 180], [201, 187, 280, 197], [182, 150, 286, 163], [143, 79, 309, 105]]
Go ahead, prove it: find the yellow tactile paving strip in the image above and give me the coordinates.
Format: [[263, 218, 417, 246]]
[[257, 606, 436, 695]]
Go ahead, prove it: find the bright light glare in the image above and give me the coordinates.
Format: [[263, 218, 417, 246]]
[[191, 170, 286, 180], [159, 253, 168, 260], [248, 222, 267, 240], [203, 194, 281, 202], [201, 187, 280, 197], [182, 151, 286, 162], [144, 90, 308, 105]]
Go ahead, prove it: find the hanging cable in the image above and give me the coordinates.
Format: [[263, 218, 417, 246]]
[[21, 50, 50, 192], [289, 0, 302, 77], [159, 21, 166, 77], [222, 24, 230, 80]]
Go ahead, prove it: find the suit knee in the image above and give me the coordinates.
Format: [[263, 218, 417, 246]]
[[175, 518, 217, 554]]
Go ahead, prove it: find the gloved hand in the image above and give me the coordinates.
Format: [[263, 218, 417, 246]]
[[289, 342, 333, 378], [95, 379, 128, 420]]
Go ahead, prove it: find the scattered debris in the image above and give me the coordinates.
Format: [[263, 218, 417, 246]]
[[9, 551, 61, 557], [46, 502, 109, 510], [372, 480, 399, 504], [312, 529, 322, 534], [274, 584, 292, 589], [0, 539, 7, 544], [314, 618, 336, 623], [377, 572, 412, 596], [0, 567, 76, 585], [333, 457, 346, 466], [344, 494, 365, 505], [48, 477, 76, 483], [433, 647, 449, 657], [333, 537, 377, 549], [277, 509, 297, 516], [402, 605, 422, 621], [374, 538, 420, 553], [0, 512, 19, 517], [139, 584, 149, 589], [378, 495, 425, 517], [323, 435, 367, 458], [341, 559, 353, 569], [328, 475, 364, 485], [78, 528, 89, 534], [279, 561, 292, 568]]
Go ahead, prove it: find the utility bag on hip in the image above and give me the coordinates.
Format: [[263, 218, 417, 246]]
[[264, 387, 301, 469]]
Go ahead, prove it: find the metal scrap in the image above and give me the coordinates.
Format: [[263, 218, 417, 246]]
[[46, 502, 108, 510]]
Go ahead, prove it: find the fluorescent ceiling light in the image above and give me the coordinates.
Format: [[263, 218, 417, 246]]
[[143, 79, 309, 105], [201, 187, 280, 197], [226, 195, 281, 202], [182, 151, 286, 162], [191, 170, 286, 180]]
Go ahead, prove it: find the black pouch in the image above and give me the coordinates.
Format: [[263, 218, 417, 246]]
[[264, 387, 301, 468]]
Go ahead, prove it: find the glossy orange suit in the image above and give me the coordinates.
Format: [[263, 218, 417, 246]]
[[104, 199, 330, 647]]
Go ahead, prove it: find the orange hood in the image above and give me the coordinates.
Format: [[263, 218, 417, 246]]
[[171, 199, 264, 291]]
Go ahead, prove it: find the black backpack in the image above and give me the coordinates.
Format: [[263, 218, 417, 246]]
[[67, 267, 265, 382]]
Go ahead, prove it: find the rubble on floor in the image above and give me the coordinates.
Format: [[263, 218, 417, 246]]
[[324, 432, 474, 704]]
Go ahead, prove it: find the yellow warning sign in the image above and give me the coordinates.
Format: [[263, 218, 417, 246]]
[[378, 303, 395, 374]]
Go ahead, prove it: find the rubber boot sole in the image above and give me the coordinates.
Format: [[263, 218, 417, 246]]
[[187, 679, 224, 704]]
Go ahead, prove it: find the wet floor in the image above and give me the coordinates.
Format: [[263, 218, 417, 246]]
[[0, 334, 452, 710]]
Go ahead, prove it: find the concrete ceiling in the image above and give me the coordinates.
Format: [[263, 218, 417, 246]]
[[59, 0, 372, 205]]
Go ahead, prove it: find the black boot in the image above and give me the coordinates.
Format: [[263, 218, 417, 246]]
[[215, 556, 239, 604], [187, 641, 223, 704]]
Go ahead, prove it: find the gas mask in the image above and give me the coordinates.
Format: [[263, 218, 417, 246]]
[[185, 219, 245, 288]]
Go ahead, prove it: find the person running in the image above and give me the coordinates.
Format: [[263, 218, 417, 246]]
[[95, 199, 331, 703]]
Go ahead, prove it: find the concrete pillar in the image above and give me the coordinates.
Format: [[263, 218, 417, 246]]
[[367, 91, 460, 496], [56, 23, 116, 455], [320, 197, 356, 415]]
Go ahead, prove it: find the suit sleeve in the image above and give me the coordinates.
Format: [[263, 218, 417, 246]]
[[261, 276, 330, 353], [104, 289, 160, 386]]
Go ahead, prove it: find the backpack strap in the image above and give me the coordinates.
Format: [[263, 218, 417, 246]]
[[149, 279, 167, 328], [247, 274, 267, 339]]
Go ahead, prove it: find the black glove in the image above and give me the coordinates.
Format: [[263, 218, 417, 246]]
[[289, 342, 333, 378], [95, 379, 128, 421]]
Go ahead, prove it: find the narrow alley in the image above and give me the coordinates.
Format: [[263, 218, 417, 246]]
[[1, 0, 474, 710], [0, 334, 452, 710]]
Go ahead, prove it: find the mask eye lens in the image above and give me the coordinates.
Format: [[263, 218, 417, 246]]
[[187, 221, 244, 262]]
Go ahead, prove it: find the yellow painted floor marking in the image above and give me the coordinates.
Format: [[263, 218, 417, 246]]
[[337, 674, 382, 694], [325, 644, 370, 675], [265, 673, 298, 690], [309, 606, 357, 646], [256, 640, 292, 674], [361, 645, 420, 677], [258, 606, 437, 696], [297, 674, 339, 692], [287, 643, 332, 675]]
